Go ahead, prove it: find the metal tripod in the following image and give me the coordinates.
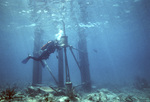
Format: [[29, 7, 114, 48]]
[[59, 21, 82, 97]]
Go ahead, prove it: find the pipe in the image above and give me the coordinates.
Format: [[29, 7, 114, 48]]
[[62, 20, 66, 36], [69, 47, 81, 71], [64, 47, 70, 82], [41, 60, 58, 85]]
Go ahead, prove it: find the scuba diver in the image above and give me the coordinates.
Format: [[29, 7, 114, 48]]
[[22, 40, 60, 65]]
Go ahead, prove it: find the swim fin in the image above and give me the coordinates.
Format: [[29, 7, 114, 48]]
[[22, 56, 30, 64]]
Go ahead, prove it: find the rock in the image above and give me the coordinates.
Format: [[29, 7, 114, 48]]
[[83, 88, 122, 102], [99, 92, 107, 102], [25, 86, 40, 97], [105, 92, 120, 102], [25, 86, 56, 97], [25, 97, 38, 102], [84, 92, 105, 102], [99, 88, 110, 94], [43, 93, 54, 101], [88, 93, 100, 101], [58, 96, 70, 102], [98, 88, 120, 102], [125, 95, 136, 102], [38, 86, 55, 93]]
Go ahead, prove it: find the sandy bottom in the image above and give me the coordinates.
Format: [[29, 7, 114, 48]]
[[0, 85, 150, 102]]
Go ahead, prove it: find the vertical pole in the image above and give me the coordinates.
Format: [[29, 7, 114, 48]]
[[58, 49, 64, 87], [32, 27, 43, 86], [29, 0, 44, 86], [77, 0, 91, 91], [78, 33, 91, 91], [64, 47, 70, 82], [61, 21, 73, 97], [64, 47, 73, 97]]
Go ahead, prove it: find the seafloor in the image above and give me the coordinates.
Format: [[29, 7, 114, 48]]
[[0, 84, 150, 102]]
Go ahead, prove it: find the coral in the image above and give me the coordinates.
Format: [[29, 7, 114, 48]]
[[0, 87, 16, 101]]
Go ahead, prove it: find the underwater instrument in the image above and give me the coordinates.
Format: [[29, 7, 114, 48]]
[[56, 20, 83, 97]]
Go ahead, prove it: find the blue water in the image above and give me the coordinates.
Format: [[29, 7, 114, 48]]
[[0, 0, 150, 88]]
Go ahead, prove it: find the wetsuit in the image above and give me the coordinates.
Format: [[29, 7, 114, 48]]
[[22, 41, 57, 64], [29, 41, 56, 61]]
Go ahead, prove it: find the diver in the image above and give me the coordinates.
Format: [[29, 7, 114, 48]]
[[22, 40, 61, 65]]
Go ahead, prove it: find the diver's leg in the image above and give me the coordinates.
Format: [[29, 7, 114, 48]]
[[22, 55, 43, 64], [29, 56, 41, 61], [29, 56, 46, 67], [26, 50, 49, 62], [31, 51, 49, 60], [22, 51, 49, 65]]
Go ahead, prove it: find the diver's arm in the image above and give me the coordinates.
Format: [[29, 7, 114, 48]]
[[56, 45, 62, 50]]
